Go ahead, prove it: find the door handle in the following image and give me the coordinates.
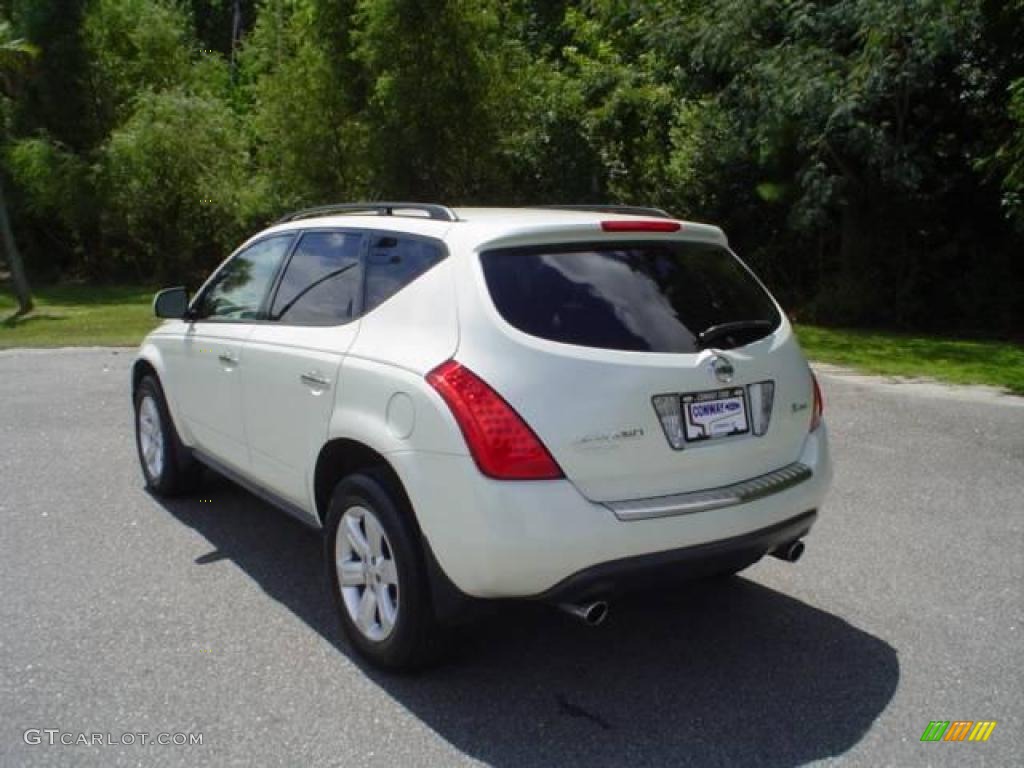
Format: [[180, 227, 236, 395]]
[[218, 352, 239, 366], [300, 372, 331, 389]]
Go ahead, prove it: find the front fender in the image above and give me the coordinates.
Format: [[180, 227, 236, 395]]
[[133, 333, 194, 447]]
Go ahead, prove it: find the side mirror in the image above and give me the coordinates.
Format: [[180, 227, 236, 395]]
[[153, 287, 190, 319]]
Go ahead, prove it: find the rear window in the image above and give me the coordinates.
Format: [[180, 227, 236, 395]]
[[364, 235, 445, 313], [479, 241, 781, 353]]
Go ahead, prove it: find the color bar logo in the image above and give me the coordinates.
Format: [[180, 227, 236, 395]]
[[920, 721, 997, 742]]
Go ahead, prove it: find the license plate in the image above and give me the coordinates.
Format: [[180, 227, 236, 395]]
[[681, 387, 749, 442]]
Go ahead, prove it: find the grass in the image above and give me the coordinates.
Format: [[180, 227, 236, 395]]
[[0, 284, 159, 349], [796, 324, 1024, 395], [2, 283, 1021, 395]]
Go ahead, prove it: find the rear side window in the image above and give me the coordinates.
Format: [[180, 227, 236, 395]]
[[364, 235, 444, 313], [480, 241, 781, 353], [271, 231, 363, 325]]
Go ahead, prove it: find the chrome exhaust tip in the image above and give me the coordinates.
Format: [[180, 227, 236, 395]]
[[771, 539, 805, 563], [559, 600, 609, 626]]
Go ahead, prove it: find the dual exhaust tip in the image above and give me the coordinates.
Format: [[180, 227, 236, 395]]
[[770, 539, 805, 563], [559, 600, 609, 627], [557, 539, 805, 626]]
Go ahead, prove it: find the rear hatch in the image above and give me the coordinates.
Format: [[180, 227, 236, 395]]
[[463, 231, 816, 502]]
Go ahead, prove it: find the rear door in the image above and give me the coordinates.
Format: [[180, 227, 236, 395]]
[[465, 236, 816, 502], [242, 230, 364, 510], [242, 230, 449, 512]]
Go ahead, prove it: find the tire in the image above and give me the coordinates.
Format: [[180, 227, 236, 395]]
[[134, 375, 200, 496], [324, 470, 443, 670]]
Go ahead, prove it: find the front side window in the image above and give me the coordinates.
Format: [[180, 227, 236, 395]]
[[364, 235, 445, 313], [193, 235, 294, 321], [480, 241, 781, 353], [271, 231, 363, 325]]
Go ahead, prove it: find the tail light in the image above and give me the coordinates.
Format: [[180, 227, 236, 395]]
[[426, 360, 563, 480], [600, 220, 681, 232], [810, 371, 824, 432]]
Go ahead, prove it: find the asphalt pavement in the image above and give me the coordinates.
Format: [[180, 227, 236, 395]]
[[1, 348, 1021, 767]]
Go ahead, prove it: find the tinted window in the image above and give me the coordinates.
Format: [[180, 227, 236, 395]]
[[271, 231, 363, 325], [364, 235, 444, 313], [480, 241, 781, 353], [193, 235, 293, 320]]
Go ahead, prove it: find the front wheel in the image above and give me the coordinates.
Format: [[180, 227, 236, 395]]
[[134, 375, 199, 495], [324, 470, 442, 670]]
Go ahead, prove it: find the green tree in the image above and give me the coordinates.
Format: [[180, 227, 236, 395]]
[[352, 0, 512, 199], [0, 0, 1020, 334], [98, 87, 256, 280], [83, 0, 194, 132], [1003, 79, 1024, 225], [241, 0, 366, 209], [558, 4, 676, 205], [7, 0, 93, 149], [188, 0, 259, 61], [978, 0, 1024, 228], [647, 0, 1021, 330], [0, 18, 38, 314], [8, 0, 248, 280]]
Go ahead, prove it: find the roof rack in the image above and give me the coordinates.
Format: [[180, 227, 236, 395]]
[[537, 204, 674, 219], [275, 202, 459, 224]]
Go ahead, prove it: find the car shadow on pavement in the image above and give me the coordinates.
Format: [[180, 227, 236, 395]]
[[156, 473, 899, 768]]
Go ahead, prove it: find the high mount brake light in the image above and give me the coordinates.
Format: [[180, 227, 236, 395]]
[[426, 361, 563, 480], [600, 220, 681, 233], [810, 371, 824, 432]]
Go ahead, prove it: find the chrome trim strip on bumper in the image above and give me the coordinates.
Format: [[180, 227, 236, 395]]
[[604, 462, 812, 521]]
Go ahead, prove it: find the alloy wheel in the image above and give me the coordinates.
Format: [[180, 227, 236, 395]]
[[336, 505, 400, 642], [138, 395, 164, 480]]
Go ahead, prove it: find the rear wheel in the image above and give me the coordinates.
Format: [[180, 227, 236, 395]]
[[325, 470, 442, 670], [134, 375, 200, 495]]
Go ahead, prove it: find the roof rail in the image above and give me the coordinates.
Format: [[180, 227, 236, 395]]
[[536, 204, 674, 219], [275, 202, 458, 224]]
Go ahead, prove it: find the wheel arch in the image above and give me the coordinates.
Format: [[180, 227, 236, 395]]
[[132, 345, 192, 446], [313, 438, 418, 532], [314, 436, 476, 623], [131, 357, 159, 398]]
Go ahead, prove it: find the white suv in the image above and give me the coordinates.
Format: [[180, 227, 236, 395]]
[[133, 203, 832, 668]]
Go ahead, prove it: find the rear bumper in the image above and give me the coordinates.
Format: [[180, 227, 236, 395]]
[[538, 509, 816, 602], [389, 425, 831, 599]]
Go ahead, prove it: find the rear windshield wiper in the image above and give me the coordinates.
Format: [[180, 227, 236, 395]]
[[697, 319, 774, 348]]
